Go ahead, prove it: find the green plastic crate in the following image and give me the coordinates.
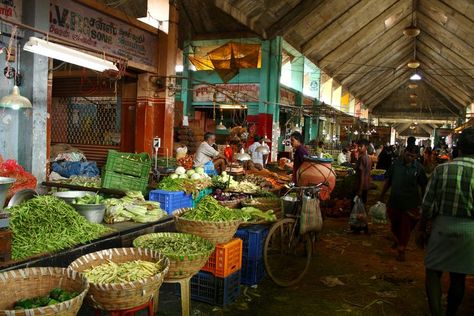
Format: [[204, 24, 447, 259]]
[[192, 187, 212, 207], [105, 150, 151, 178], [101, 170, 149, 193]]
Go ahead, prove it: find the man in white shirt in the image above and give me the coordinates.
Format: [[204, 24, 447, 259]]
[[194, 132, 227, 174], [248, 136, 269, 169], [338, 148, 348, 165]]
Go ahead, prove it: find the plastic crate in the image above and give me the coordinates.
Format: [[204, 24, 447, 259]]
[[241, 256, 265, 285], [234, 225, 269, 259], [101, 170, 148, 193], [202, 238, 242, 277], [105, 150, 151, 178], [186, 270, 241, 306], [149, 190, 193, 215], [192, 187, 212, 207]]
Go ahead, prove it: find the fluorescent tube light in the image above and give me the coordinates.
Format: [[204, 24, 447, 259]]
[[23, 37, 118, 72]]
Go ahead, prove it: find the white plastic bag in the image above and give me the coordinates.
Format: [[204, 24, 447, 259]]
[[369, 201, 387, 224], [349, 196, 368, 230]]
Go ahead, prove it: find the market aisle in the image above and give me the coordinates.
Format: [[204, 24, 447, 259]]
[[157, 217, 474, 316]]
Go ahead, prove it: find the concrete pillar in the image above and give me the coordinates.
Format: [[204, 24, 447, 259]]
[[18, 0, 49, 181]]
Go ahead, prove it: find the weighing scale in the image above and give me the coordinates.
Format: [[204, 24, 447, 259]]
[[152, 137, 175, 182]]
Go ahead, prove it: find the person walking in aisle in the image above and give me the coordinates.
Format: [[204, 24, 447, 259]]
[[380, 145, 428, 261], [416, 127, 474, 316]]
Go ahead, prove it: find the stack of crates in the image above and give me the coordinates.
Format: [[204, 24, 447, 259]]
[[186, 238, 243, 306], [234, 225, 269, 285], [101, 150, 151, 194], [149, 187, 212, 215]]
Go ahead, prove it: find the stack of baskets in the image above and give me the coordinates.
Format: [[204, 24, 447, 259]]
[[175, 126, 204, 155], [0, 267, 89, 315], [101, 150, 152, 194]]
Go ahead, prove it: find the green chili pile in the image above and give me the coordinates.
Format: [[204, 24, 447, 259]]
[[181, 196, 244, 222], [133, 233, 214, 260], [84, 259, 165, 284], [8, 195, 112, 260]]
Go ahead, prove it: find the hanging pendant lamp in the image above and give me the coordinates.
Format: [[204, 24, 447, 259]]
[[403, 0, 420, 38], [408, 83, 418, 89], [235, 148, 251, 161], [0, 85, 32, 110], [407, 58, 420, 69]]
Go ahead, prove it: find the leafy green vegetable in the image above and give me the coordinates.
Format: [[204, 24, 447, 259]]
[[73, 193, 104, 205], [241, 207, 277, 222], [7, 196, 112, 260], [182, 196, 245, 222], [13, 288, 79, 309]]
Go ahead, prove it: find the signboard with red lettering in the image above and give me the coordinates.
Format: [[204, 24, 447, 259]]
[[337, 117, 356, 126], [0, 0, 21, 23], [49, 0, 158, 69], [192, 84, 259, 103], [280, 87, 296, 105]]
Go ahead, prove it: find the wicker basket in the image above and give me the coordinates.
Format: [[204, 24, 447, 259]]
[[217, 198, 245, 209], [68, 248, 169, 311], [173, 208, 242, 245], [133, 233, 214, 279], [0, 267, 89, 316]]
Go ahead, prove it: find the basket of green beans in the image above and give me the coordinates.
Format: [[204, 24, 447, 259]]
[[133, 232, 215, 279], [67, 248, 169, 311], [173, 196, 244, 245]]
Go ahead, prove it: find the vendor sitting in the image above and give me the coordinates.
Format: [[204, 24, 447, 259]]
[[194, 132, 227, 175], [247, 135, 269, 170]]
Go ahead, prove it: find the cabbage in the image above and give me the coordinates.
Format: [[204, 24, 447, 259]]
[[178, 174, 188, 179], [195, 167, 205, 175], [175, 166, 186, 175], [169, 174, 179, 179], [186, 169, 196, 176], [191, 173, 202, 180], [221, 171, 227, 177]]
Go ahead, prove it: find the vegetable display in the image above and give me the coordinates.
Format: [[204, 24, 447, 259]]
[[157, 172, 211, 197], [14, 288, 79, 309], [241, 207, 277, 222], [7, 195, 112, 260], [58, 176, 101, 188], [83, 259, 165, 284], [133, 233, 214, 260], [103, 191, 167, 224], [212, 189, 248, 202], [228, 180, 259, 193]]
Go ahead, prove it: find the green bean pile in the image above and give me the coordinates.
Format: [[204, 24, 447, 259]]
[[133, 233, 214, 260], [8, 195, 112, 260], [84, 260, 164, 284], [181, 196, 244, 222]]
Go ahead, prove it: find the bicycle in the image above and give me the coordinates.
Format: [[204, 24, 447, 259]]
[[263, 183, 323, 287]]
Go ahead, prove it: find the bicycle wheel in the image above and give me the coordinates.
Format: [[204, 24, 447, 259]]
[[264, 218, 313, 287]]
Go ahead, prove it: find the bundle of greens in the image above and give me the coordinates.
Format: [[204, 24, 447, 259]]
[[7, 196, 112, 260], [14, 288, 79, 309], [73, 193, 104, 205], [182, 196, 244, 222], [157, 176, 211, 198], [103, 191, 167, 224]]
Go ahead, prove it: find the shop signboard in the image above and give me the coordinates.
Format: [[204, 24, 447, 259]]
[[192, 83, 259, 103], [49, 0, 158, 70], [302, 97, 313, 107], [337, 117, 356, 126], [0, 0, 21, 23], [280, 87, 296, 105]]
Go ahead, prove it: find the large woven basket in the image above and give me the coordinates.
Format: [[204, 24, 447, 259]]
[[173, 208, 242, 245], [68, 248, 169, 311], [217, 198, 245, 209], [133, 232, 214, 279], [241, 197, 281, 211], [0, 267, 89, 316]]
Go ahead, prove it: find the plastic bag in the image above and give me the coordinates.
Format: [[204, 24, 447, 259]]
[[300, 195, 323, 235], [0, 159, 37, 199], [369, 201, 387, 224], [349, 196, 368, 230], [176, 146, 188, 160]]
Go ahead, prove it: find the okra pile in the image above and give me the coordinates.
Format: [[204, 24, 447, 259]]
[[7, 195, 112, 260], [83, 259, 165, 284]]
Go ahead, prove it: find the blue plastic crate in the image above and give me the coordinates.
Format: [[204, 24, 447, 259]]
[[179, 270, 241, 306], [372, 174, 385, 181], [241, 256, 265, 285], [149, 190, 193, 215], [235, 225, 269, 259]]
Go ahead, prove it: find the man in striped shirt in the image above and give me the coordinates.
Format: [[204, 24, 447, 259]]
[[417, 127, 474, 316]]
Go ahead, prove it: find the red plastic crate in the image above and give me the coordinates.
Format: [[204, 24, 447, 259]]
[[202, 238, 242, 278]]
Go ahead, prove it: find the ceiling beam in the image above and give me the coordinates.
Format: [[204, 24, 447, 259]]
[[339, 36, 411, 87], [266, 0, 326, 39], [440, 0, 474, 23], [377, 117, 456, 124], [418, 124, 434, 135], [348, 49, 412, 96], [365, 71, 412, 108], [318, 0, 412, 72], [416, 50, 473, 104], [419, 0, 474, 43], [395, 123, 412, 133], [302, 0, 398, 57], [421, 73, 468, 110]]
